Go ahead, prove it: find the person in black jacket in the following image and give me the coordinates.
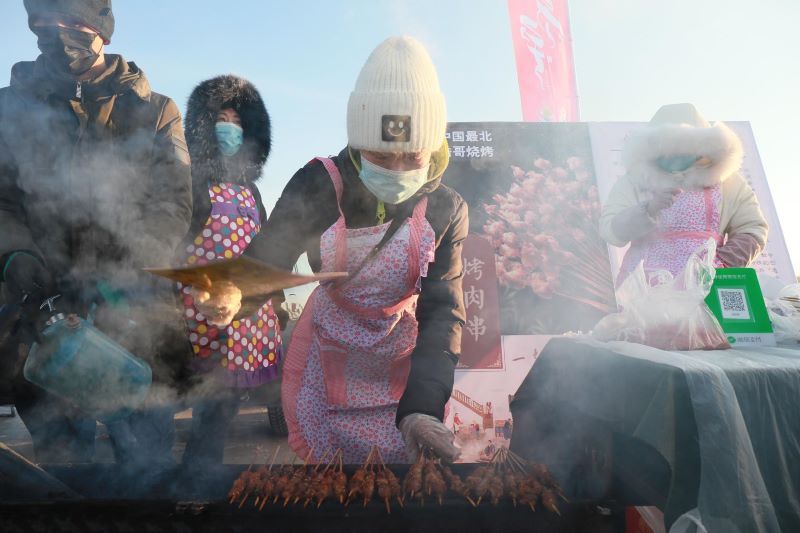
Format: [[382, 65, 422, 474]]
[[0, 0, 192, 464], [199, 37, 468, 463], [179, 75, 286, 464]]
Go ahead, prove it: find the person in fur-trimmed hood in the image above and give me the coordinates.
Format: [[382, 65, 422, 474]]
[[179, 75, 285, 464], [600, 103, 768, 284]]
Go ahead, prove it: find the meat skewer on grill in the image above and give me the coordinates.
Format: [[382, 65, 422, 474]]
[[376, 469, 391, 513], [443, 465, 475, 507], [228, 466, 256, 505], [332, 452, 348, 505], [373, 447, 403, 512], [346, 447, 376, 506], [253, 446, 281, 508], [271, 464, 293, 505], [465, 464, 493, 505], [361, 469, 376, 508], [237, 467, 264, 508], [530, 462, 568, 501], [503, 470, 521, 507], [282, 447, 315, 507], [487, 468, 504, 506], [309, 449, 339, 508], [541, 488, 561, 516], [301, 449, 332, 507], [226, 441, 564, 515], [422, 456, 447, 506], [385, 464, 404, 509], [402, 452, 424, 502]]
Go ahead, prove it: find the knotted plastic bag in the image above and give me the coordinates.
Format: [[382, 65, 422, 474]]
[[766, 283, 800, 344], [593, 239, 730, 351]]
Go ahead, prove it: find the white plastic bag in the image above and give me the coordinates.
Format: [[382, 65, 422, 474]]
[[766, 283, 800, 344], [593, 239, 730, 351]]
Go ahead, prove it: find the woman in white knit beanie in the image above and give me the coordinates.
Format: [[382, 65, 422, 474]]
[[231, 36, 467, 464]]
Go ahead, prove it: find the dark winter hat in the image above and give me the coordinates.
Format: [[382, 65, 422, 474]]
[[185, 75, 272, 183], [25, 0, 115, 43]]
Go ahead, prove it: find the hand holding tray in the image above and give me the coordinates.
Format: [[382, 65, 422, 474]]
[[144, 256, 347, 299]]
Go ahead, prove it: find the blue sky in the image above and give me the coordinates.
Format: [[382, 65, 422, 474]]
[[2, 0, 799, 271]]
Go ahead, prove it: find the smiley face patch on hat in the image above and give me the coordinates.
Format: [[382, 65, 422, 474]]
[[347, 36, 447, 152], [382, 115, 411, 142]]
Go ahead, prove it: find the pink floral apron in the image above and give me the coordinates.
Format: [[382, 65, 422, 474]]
[[181, 182, 281, 388], [618, 185, 724, 285], [282, 157, 436, 464]]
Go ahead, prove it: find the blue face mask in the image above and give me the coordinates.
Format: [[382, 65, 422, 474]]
[[215, 122, 244, 157], [655, 154, 700, 173], [359, 156, 430, 205]]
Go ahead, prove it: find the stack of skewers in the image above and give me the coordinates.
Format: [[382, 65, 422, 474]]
[[227, 446, 566, 515], [779, 294, 800, 312]]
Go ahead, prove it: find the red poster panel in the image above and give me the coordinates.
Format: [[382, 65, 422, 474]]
[[507, 0, 579, 122], [458, 235, 503, 369]]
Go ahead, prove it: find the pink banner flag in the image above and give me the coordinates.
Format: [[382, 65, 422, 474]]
[[507, 0, 579, 121]]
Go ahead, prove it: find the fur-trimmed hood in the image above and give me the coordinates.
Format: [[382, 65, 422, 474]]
[[623, 103, 744, 189], [184, 75, 271, 184]]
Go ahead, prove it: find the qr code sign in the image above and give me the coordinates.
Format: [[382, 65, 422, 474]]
[[718, 288, 751, 320]]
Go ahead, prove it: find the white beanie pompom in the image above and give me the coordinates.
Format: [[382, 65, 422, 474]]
[[347, 36, 447, 153]]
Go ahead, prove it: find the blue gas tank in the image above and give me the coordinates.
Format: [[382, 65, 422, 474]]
[[24, 311, 152, 423]]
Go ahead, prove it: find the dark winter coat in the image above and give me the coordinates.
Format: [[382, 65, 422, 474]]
[[0, 54, 193, 385], [246, 146, 468, 424], [183, 74, 286, 327]]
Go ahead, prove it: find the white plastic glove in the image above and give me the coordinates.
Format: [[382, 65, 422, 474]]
[[645, 187, 682, 218], [191, 281, 242, 326], [609, 188, 683, 244], [399, 413, 461, 463]]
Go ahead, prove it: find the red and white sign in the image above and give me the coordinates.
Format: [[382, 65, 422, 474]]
[[507, 0, 579, 121], [458, 235, 503, 370]]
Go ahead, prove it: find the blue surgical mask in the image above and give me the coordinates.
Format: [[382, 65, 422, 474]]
[[655, 154, 700, 173], [215, 122, 244, 157], [359, 156, 430, 205]]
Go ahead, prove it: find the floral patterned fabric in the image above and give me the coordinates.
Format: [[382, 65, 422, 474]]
[[283, 158, 435, 464], [619, 185, 723, 285]]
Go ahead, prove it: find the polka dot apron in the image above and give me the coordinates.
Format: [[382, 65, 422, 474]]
[[618, 185, 724, 286], [181, 182, 281, 388], [282, 157, 436, 464]]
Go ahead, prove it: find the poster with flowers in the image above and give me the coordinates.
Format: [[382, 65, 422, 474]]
[[440, 123, 617, 462], [443, 122, 617, 336]]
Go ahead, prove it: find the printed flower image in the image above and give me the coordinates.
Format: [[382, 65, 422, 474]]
[[442, 122, 617, 334], [482, 156, 616, 333]]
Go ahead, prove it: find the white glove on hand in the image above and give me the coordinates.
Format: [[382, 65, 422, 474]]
[[192, 281, 242, 326], [399, 413, 461, 463], [645, 187, 682, 218]]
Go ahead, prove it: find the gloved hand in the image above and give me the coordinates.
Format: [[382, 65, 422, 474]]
[[610, 203, 658, 244], [192, 281, 242, 326], [2, 252, 53, 303], [399, 413, 461, 463], [717, 233, 764, 268], [645, 187, 682, 218]]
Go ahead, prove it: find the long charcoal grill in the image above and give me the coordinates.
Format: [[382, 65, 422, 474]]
[[0, 463, 624, 533]]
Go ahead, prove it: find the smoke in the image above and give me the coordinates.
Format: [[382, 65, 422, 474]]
[[0, 52, 213, 481]]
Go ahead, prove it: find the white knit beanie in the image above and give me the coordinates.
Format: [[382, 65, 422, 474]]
[[347, 36, 447, 153]]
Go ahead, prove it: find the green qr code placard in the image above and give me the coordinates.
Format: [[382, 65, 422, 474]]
[[718, 288, 750, 320], [705, 268, 773, 346]]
